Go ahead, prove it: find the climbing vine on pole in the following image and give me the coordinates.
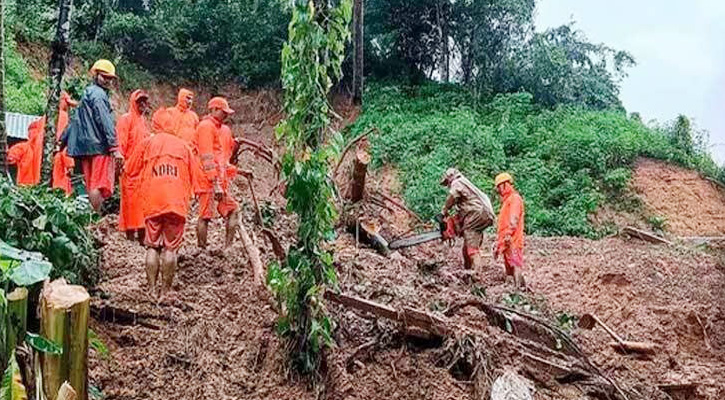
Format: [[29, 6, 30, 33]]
[[268, 0, 351, 376]]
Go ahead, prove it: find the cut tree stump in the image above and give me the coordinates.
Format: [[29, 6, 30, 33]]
[[350, 138, 371, 203], [7, 287, 28, 355], [345, 218, 390, 256], [623, 226, 672, 245], [40, 279, 90, 400], [56, 382, 77, 400]]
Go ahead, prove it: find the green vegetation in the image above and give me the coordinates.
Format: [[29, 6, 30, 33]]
[[5, 42, 46, 114], [0, 179, 100, 286], [350, 83, 722, 237], [267, 0, 352, 376]]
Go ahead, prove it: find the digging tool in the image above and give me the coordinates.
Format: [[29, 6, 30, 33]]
[[578, 313, 657, 355], [388, 214, 456, 250]]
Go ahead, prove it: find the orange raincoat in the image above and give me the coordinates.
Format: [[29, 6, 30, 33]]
[[9, 93, 76, 189], [52, 92, 78, 195], [117, 90, 150, 232], [166, 89, 199, 145], [496, 184, 525, 271], [124, 132, 205, 221]]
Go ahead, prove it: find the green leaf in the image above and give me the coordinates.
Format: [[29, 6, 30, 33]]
[[89, 385, 104, 400], [25, 333, 62, 355], [9, 260, 52, 287], [0, 352, 28, 400], [31, 215, 47, 230], [88, 329, 109, 359]]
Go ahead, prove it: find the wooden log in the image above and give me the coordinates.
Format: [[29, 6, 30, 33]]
[[40, 279, 90, 400], [90, 304, 164, 330], [623, 226, 672, 245], [245, 175, 264, 226], [345, 219, 390, 256], [609, 341, 658, 355], [239, 223, 264, 286], [56, 382, 77, 400], [349, 139, 371, 203], [7, 287, 28, 355]]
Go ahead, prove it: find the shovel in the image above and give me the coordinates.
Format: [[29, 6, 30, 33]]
[[578, 313, 658, 355]]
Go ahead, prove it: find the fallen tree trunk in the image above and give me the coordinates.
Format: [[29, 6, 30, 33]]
[[349, 139, 371, 203], [623, 226, 672, 245], [90, 304, 164, 330], [239, 224, 264, 286], [325, 291, 450, 336], [327, 291, 636, 399], [40, 279, 90, 400]]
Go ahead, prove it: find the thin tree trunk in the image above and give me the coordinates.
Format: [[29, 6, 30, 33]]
[[40, 279, 90, 400], [352, 0, 364, 105], [440, 1, 449, 83], [0, 0, 7, 175], [42, 0, 73, 183]]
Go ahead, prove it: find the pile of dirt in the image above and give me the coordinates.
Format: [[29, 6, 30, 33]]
[[633, 158, 725, 236]]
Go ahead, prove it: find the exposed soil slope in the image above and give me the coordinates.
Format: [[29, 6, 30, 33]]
[[86, 107, 725, 400], [633, 158, 725, 236]]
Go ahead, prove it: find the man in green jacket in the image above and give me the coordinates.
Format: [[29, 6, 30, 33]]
[[61, 60, 123, 212]]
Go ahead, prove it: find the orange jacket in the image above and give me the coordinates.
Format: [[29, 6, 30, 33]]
[[9, 94, 75, 188], [195, 115, 225, 191], [496, 186, 525, 253], [118, 90, 151, 231], [8, 141, 34, 185], [125, 132, 205, 220], [218, 124, 238, 185], [165, 89, 199, 144], [52, 95, 77, 195], [117, 90, 150, 159]]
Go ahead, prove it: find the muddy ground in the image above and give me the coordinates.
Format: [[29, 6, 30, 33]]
[[87, 116, 725, 399]]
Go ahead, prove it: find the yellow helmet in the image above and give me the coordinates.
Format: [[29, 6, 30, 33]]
[[494, 172, 513, 187], [90, 59, 117, 78]]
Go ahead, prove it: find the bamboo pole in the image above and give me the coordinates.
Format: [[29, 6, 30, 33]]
[[7, 287, 28, 355], [40, 279, 90, 400]]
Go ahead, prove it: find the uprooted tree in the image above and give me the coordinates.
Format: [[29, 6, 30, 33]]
[[267, 0, 352, 376]]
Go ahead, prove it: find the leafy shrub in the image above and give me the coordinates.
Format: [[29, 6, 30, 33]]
[[0, 179, 100, 286], [5, 43, 46, 114], [351, 82, 724, 237]]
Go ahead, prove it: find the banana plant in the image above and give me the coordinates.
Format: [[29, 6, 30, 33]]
[[1, 240, 59, 399]]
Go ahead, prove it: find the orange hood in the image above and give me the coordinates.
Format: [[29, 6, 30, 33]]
[[176, 88, 194, 112], [129, 89, 149, 117], [152, 108, 174, 134]]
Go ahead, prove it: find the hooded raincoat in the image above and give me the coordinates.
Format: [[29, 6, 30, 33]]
[[117, 90, 150, 231], [52, 92, 78, 194], [496, 184, 525, 272], [166, 89, 199, 145]]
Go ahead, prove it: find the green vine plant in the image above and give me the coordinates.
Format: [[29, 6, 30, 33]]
[[267, 0, 352, 377]]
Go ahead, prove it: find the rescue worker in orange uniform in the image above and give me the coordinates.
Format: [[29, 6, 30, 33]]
[[440, 168, 496, 274], [117, 90, 151, 243], [124, 110, 205, 297], [52, 92, 80, 195], [8, 119, 42, 186], [166, 88, 199, 145], [9, 92, 78, 190], [195, 97, 251, 248], [493, 173, 526, 290]]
